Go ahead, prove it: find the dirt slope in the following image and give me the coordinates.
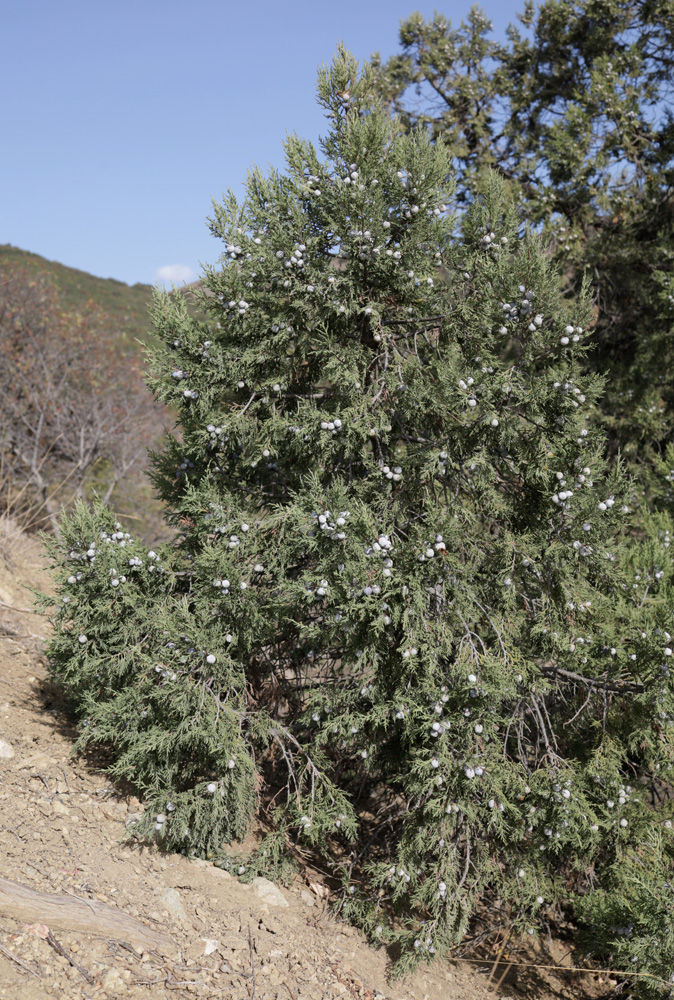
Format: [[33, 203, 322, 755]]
[[0, 518, 602, 1000]]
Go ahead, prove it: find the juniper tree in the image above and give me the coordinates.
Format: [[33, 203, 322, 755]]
[[45, 47, 674, 990], [369, 1, 674, 477]]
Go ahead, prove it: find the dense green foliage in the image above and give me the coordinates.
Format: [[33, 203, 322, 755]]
[[44, 26, 674, 998], [369, 0, 674, 476]]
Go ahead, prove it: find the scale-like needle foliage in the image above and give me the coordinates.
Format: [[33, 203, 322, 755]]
[[44, 47, 674, 990]]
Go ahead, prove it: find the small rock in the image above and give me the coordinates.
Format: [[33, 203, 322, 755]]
[[0, 739, 14, 759], [157, 887, 188, 922], [187, 937, 219, 960], [18, 751, 53, 769], [101, 967, 126, 994], [300, 890, 315, 907], [251, 877, 289, 908], [220, 934, 247, 952], [211, 866, 234, 880]]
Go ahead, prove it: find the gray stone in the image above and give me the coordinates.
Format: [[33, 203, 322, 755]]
[[157, 886, 188, 922], [101, 967, 126, 994], [250, 877, 289, 908], [0, 739, 14, 759]]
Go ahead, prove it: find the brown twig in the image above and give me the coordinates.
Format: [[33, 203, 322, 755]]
[[116, 940, 142, 958], [492, 957, 514, 992], [58, 883, 99, 913], [24, 860, 51, 880], [47, 930, 95, 983], [247, 924, 257, 1000], [138, 972, 192, 988], [328, 963, 368, 999], [539, 662, 644, 693], [0, 632, 46, 642], [1, 820, 25, 843], [0, 940, 41, 977], [0, 600, 41, 615], [486, 906, 511, 989], [458, 956, 671, 988]]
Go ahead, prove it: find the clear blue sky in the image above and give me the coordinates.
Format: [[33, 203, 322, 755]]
[[4, 0, 519, 287]]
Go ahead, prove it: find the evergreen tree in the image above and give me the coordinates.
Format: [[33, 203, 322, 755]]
[[45, 47, 674, 991], [369, 1, 674, 478]]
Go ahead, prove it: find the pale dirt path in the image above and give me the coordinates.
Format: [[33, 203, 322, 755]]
[[0, 519, 594, 1000]]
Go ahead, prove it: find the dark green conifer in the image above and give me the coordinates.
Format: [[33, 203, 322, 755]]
[[45, 46, 674, 990]]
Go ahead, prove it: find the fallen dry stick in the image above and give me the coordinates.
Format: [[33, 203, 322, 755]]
[[0, 600, 41, 615], [47, 930, 95, 983], [0, 939, 40, 978], [0, 876, 173, 953]]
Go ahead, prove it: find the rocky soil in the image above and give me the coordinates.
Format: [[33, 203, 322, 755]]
[[0, 517, 603, 1000]]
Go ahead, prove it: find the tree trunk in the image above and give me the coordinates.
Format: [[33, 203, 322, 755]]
[[0, 877, 174, 954]]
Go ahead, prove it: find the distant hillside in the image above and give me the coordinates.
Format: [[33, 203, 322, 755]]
[[0, 244, 174, 541], [0, 244, 155, 348]]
